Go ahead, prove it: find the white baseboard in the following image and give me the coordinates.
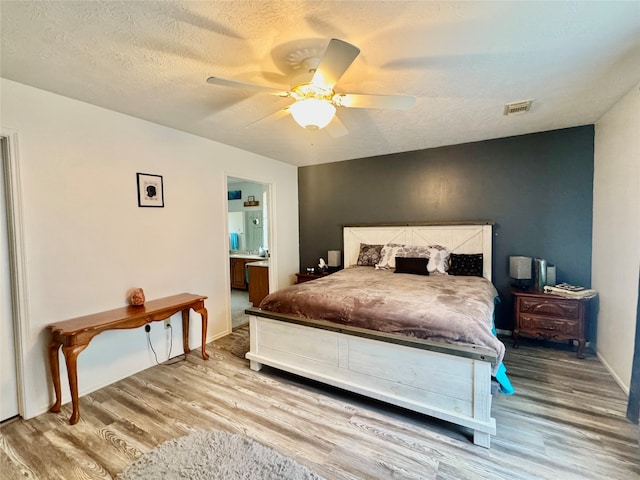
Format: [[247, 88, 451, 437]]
[[597, 352, 630, 396]]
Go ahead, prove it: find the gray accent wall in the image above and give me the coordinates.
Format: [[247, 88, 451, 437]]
[[298, 126, 594, 330]]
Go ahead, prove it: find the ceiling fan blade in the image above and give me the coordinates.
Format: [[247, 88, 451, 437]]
[[206, 77, 290, 97], [333, 93, 416, 110], [324, 115, 348, 138], [245, 106, 292, 128], [310, 39, 360, 90]]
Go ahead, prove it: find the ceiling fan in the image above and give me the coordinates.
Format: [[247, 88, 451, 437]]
[[206, 39, 416, 136]]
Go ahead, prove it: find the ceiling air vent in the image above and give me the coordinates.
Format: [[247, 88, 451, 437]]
[[504, 100, 533, 116]]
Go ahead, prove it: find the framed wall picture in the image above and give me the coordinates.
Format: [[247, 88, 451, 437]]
[[137, 173, 164, 207], [228, 190, 242, 200]]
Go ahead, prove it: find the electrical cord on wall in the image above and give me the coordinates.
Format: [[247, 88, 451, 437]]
[[144, 324, 186, 366], [164, 324, 187, 364]]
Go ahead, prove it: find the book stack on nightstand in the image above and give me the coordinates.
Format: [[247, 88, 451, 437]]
[[543, 283, 597, 299]]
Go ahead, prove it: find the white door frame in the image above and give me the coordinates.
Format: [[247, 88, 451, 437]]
[[1, 128, 30, 419], [224, 173, 276, 331]]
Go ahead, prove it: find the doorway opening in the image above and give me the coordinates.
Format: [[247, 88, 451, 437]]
[[226, 177, 271, 330]]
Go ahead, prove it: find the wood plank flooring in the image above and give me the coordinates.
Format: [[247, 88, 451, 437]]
[[1, 329, 638, 479]]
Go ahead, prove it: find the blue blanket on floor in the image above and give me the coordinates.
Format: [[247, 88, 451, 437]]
[[492, 297, 514, 395]]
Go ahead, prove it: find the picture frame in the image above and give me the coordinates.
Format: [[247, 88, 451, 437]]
[[137, 173, 164, 208], [228, 190, 242, 200], [243, 194, 259, 207]]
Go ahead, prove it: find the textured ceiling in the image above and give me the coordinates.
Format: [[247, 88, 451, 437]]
[[1, 1, 639, 167]]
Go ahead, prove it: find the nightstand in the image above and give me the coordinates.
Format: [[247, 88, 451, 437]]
[[512, 289, 592, 358], [295, 271, 330, 284]]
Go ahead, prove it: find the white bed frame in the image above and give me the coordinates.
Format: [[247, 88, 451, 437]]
[[246, 223, 498, 447]]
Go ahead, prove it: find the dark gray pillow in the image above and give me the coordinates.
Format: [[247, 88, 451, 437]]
[[394, 257, 429, 275], [448, 253, 483, 276]]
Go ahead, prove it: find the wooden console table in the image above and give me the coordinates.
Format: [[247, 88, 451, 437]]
[[47, 293, 208, 424]]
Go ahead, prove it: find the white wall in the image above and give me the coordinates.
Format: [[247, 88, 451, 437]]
[[593, 82, 640, 393], [1, 78, 299, 419]]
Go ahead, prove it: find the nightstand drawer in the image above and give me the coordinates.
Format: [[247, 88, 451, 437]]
[[519, 314, 580, 336], [519, 297, 581, 320]]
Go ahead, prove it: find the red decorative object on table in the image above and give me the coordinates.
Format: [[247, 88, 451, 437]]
[[129, 288, 145, 306]]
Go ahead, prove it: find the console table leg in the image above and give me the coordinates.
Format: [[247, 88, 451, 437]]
[[181, 309, 190, 354], [576, 339, 586, 359], [198, 307, 209, 360], [62, 344, 88, 425], [48, 340, 63, 413]]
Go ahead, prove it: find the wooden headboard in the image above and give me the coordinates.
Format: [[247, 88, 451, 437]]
[[343, 223, 493, 280]]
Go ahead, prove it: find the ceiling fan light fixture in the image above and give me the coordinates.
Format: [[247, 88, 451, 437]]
[[289, 98, 336, 130]]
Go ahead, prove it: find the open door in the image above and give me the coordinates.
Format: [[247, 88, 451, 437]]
[[0, 137, 18, 421], [627, 269, 640, 424]]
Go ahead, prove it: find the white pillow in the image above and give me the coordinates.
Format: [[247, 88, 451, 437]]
[[426, 245, 451, 274], [374, 243, 403, 269], [396, 244, 431, 259]]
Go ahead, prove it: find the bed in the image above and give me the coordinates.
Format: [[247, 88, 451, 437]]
[[245, 223, 512, 447]]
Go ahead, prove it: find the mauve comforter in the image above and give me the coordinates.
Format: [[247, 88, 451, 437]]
[[259, 266, 504, 371]]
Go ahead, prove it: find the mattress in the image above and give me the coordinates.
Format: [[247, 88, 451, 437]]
[[259, 266, 505, 371]]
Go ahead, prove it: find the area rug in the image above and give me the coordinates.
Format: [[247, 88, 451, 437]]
[[230, 334, 250, 359], [229, 325, 250, 359], [117, 429, 325, 480]]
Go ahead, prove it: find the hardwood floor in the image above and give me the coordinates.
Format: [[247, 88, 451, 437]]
[[1, 330, 638, 479]]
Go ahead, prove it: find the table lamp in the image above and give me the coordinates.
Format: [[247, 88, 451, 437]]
[[509, 256, 532, 289], [328, 250, 341, 272]]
